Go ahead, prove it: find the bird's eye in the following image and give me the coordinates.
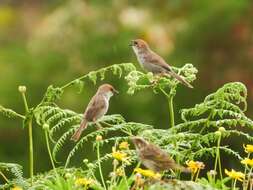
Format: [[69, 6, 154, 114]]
[[134, 41, 138, 45]]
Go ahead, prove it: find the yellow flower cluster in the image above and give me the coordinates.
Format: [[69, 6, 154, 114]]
[[225, 169, 245, 181], [134, 168, 161, 179], [244, 144, 253, 153], [112, 146, 130, 165], [186, 160, 205, 174], [241, 158, 253, 167], [75, 177, 94, 187]]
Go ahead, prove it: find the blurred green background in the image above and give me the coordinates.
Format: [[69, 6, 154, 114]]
[[1, 0, 253, 177]]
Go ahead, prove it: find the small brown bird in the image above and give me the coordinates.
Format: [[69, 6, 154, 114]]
[[130, 39, 193, 88], [131, 136, 190, 173], [71, 84, 118, 142]]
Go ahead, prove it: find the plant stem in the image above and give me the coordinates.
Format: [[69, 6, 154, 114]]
[[160, 88, 175, 128], [214, 134, 221, 181], [168, 95, 175, 128], [233, 179, 237, 190], [20, 90, 34, 184], [122, 166, 129, 190], [28, 120, 33, 184], [195, 169, 200, 181], [0, 171, 9, 183], [44, 130, 57, 174], [97, 142, 107, 190], [246, 167, 253, 190], [218, 152, 223, 181], [243, 153, 250, 190], [191, 173, 194, 181]]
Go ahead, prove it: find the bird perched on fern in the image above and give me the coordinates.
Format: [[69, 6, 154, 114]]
[[71, 84, 118, 141], [131, 136, 190, 173], [130, 39, 193, 88]]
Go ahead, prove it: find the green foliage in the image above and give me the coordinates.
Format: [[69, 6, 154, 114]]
[[125, 63, 197, 95], [40, 63, 136, 103], [0, 162, 28, 189], [198, 175, 230, 190], [0, 105, 24, 119], [137, 82, 252, 165], [1, 62, 253, 190]]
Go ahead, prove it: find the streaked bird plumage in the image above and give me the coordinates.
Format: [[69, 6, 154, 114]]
[[131, 137, 190, 173]]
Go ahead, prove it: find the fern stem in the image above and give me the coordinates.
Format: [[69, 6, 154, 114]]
[[214, 133, 221, 181], [218, 151, 223, 181], [160, 88, 175, 128], [0, 171, 9, 183], [28, 120, 33, 184], [60, 63, 134, 90], [168, 95, 175, 128], [243, 153, 250, 190], [96, 142, 107, 190], [15, 113, 26, 119], [61, 75, 88, 90], [20, 88, 34, 184], [44, 129, 58, 176]]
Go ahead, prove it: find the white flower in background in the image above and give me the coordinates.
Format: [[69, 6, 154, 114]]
[[119, 7, 150, 28], [146, 24, 174, 55]]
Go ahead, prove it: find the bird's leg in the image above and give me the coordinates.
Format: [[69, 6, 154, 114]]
[[94, 119, 103, 130], [150, 74, 162, 86], [169, 169, 177, 178]]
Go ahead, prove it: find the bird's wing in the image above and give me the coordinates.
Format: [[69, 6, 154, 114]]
[[84, 94, 106, 121], [143, 144, 176, 171], [148, 51, 172, 72], [142, 144, 173, 163]]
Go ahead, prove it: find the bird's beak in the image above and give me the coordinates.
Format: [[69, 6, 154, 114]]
[[129, 40, 134, 46], [113, 88, 119, 94]]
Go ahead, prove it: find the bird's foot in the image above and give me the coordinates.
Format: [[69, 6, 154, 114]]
[[95, 122, 103, 130]]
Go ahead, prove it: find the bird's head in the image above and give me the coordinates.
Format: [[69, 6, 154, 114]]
[[130, 39, 149, 53], [98, 84, 118, 98], [131, 136, 149, 150]]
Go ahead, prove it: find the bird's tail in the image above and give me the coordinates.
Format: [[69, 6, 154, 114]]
[[71, 119, 87, 142], [168, 71, 193, 88]]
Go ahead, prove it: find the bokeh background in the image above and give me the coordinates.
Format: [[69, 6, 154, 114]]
[[1, 0, 253, 177]]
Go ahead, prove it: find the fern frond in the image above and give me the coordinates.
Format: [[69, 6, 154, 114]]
[[125, 63, 198, 95], [0, 105, 25, 119], [64, 122, 151, 168]]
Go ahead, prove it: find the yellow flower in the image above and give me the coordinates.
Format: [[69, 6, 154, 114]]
[[116, 168, 124, 176], [244, 144, 253, 153], [225, 169, 245, 181], [75, 178, 94, 186], [96, 135, 103, 141], [134, 168, 161, 179], [186, 160, 205, 174], [241, 158, 253, 167], [119, 141, 129, 150], [112, 150, 127, 161], [11, 186, 23, 190], [112, 146, 128, 161]]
